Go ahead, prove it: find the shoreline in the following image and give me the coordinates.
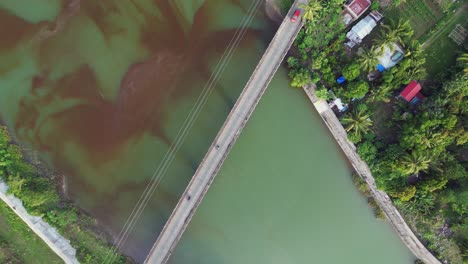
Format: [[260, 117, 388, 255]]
[[0, 180, 79, 263], [302, 84, 441, 264], [0, 125, 133, 263]]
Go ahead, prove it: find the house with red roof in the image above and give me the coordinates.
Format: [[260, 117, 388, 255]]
[[343, 0, 372, 26], [400, 81, 424, 104]]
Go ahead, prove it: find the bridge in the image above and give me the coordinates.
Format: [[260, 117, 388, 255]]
[[144, 0, 308, 263]]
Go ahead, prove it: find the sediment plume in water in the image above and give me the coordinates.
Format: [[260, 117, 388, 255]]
[[0, 0, 264, 260]]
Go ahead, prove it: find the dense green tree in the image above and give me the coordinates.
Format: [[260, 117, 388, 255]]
[[346, 80, 369, 99], [342, 63, 361, 81], [288, 68, 311, 88], [287, 56, 300, 69], [315, 87, 330, 100], [357, 141, 378, 162]]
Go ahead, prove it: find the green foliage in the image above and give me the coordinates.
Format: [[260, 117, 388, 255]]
[[0, 202, 63, 264], [357, 141, 378, 162], [315, 87, 330, 100], [389, 185, 416, 201], [371, 1, 380, 11], [346, 81, 369, 99], [456, 53, 468, 74], [0, 127, 130, 263], [288, 68, 311, 88], [299, 1, 322, 23], [342, 63, 361, 81], [348, 132, 362, 144], [287, 56, 300, 69], [46, 209, 78, 228], [367, 84, 393, 103], [375, 19, 414, 49], [357, 47, 379, 73], [398, 151, 431, 176], [342, 109, 373, 136]]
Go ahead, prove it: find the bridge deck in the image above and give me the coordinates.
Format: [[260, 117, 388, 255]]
[[144, 0, 308, 263]]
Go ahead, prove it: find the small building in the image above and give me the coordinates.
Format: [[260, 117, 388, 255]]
[[376, 43, 405, 70], [329, 98, 348, 112], [400, 81, 424, 104], [345, 11, 383, 48], [342, 0, 372, 26]]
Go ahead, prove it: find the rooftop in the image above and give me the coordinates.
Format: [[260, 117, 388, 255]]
[[400, 81, 422, 102], [346, 0, 371, 18]]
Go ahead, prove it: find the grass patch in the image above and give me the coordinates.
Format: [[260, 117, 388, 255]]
[[384, 0, 444, 38], [423, 6, 468, 78], [0, 126, 131, 264], [0, 201, 63, 264]]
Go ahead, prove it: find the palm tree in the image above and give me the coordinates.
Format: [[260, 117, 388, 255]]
[[399, 151, 431, 175], [341, 109, 373, 136], [357, 47, 379, 73], [367, 84, 393, 103], [375, 19, 413, 50], [299, 1, 323, 23], [457, 53, 468, 74]]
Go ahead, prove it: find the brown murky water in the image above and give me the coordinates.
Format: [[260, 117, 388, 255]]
[[0, 0, 271, 261]]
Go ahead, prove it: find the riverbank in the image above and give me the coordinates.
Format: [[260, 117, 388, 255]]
[[0, 180, 78, 263], [0, 126, 132, 263], [303, 85, 440, 264], [0, 200, 63, 263]]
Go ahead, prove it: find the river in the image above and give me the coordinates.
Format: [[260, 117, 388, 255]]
[[169, 68, 415, 263], [0, 0, 414, 263], [0, 0, 271, 261]]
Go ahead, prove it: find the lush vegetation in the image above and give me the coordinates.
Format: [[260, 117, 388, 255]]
[[0, 201, 63, 264], [384, 0, 445, 38], [0, 127, 131, 264], [287, 1, 467, 263], [423, 6, 468, 79]]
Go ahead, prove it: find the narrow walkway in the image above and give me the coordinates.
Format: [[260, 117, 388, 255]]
[[303, 85, 441, 264], [144, 1, 308, 263], [0, 180, 79, 264]]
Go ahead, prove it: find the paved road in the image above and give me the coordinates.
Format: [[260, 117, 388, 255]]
[[145, 1, 308, 263], [303, 85, 441, 264]]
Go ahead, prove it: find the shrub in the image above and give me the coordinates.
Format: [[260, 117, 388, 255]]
[[342, 63, 361, 81], [316, 87, 330, 100], [346, 81, 370, 99], [348, 132, 362, 144], [357, 141, 378, 162], [389, 185, 417, 201], [289, 68, 311, 88]]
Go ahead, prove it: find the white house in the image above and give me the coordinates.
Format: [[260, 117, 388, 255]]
[[345, 11, 383, 48]]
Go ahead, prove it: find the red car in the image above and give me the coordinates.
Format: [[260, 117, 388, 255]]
[[291, 9, 301, 22]]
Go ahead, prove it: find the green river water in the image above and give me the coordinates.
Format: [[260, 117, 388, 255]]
[[170, 68, 415, 263], [0, 1, 414, 263]]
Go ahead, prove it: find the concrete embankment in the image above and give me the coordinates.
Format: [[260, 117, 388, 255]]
[[302, 85, 441, 264], [0, 180, 79, 264]]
